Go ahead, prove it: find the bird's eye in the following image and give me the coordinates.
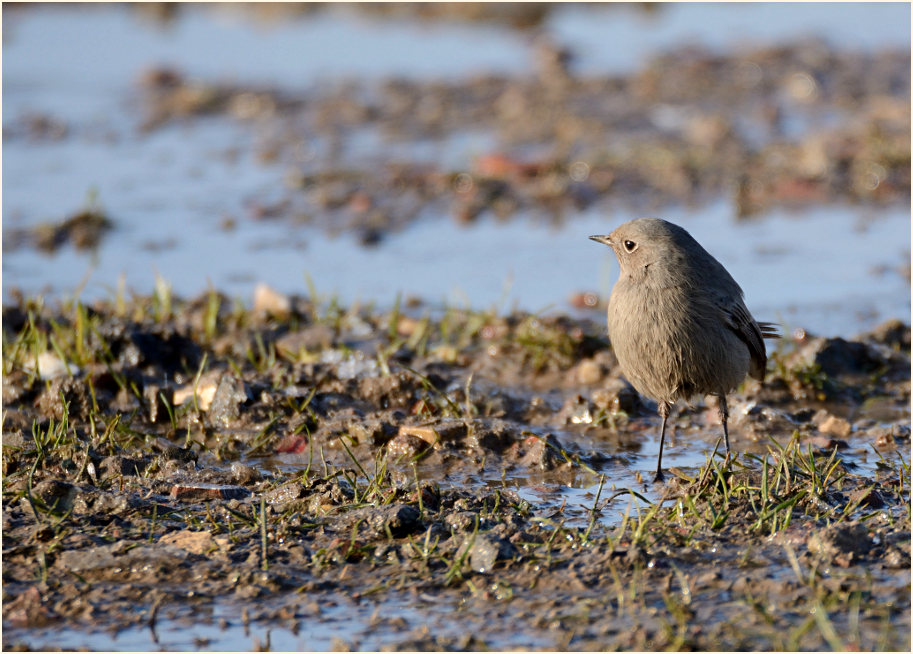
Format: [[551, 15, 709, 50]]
[[623, 240, 637, 252]]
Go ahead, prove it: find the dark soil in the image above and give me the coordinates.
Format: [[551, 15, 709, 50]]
[[2, 291, 910, 651]]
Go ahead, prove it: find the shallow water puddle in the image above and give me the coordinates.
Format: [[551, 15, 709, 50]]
[[506, 407, 908, 529], [6, 595, 558, 652], [5, 192, 908, 338], [262, 421, 907, 533], [2, 591, 465, 651]]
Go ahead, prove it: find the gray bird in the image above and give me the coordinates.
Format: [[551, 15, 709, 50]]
[[589, 218, 779, 482]]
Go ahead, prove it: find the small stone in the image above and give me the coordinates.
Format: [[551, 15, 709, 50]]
[[395, 315, 421, 337], [397, 422, 467, 446], [253, 282, 291, 319], [230, 462, 261, 484], [169, 483, 250, 502], [56, 545, 120, 573], [387, 433, 432, 459], [159, 529, 216, 555], [518, 433, 565, 470], [575, 359, 603, 385], [262, 483, 305, 505], [818, 414, 851, 438], [173, 370, 221, 411], [848, 486, 886, 509], [882, 546, 910, 569], [469, 534, 501, 573], [366, 503, 421, 537], [2, 376, 29, 407], [57, 542, 188, 574], [444, 511, 476, 532], [275, 433, 309, 454], [24, 351, 77, 380], [468, 420, 516, 452], [2, 428, 29, 449], [207, 373, 250, 426], [735, 403, 798, 440]]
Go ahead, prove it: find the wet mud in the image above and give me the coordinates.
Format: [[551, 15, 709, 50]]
[[2, 291, 909, 650]]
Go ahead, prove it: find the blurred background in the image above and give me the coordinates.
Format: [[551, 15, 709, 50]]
[[3, 2, 910, 337]]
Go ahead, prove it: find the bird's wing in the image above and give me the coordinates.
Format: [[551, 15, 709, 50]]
[[725, 303, 779, 380]]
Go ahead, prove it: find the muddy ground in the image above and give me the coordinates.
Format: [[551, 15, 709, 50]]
[[2, 4, 911, 650], [1, 290, 910, 651]]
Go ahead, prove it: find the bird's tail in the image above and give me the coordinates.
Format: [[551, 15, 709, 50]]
[[758, 322, 780, 339]]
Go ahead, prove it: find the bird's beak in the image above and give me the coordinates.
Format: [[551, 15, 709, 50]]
[[588, 234, 612, 247]]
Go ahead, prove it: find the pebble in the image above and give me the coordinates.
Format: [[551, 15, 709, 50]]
[[574, 359, 603, 385], [169, 483, 251, 502], [387, 433, 430, 459], [818, 414, 852, 438], [252, 282, 291, 318]]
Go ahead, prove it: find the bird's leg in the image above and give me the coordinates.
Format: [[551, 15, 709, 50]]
[[654, 402, 671, 483], [717, 393, 731, 460]]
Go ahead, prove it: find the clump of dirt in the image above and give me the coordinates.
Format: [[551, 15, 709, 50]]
[[4, 203, 113, 254], [2, 290, 910, 650]]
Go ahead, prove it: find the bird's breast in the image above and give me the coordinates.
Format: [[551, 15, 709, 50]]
[[607, 280, 750, 402]]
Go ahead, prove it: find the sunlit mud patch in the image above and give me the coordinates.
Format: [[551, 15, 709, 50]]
[[2, 291, 909, 650]]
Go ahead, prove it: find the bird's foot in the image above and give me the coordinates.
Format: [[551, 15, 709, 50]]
[[652, 469, 665, 483]]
